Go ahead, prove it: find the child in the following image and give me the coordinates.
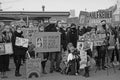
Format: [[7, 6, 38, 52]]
[[67, 46, 80, 75]]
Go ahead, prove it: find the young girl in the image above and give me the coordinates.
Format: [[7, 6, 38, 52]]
[[67, 46, 80, 75]]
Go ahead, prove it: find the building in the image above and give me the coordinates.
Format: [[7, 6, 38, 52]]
[[0, 11, 70, 27]]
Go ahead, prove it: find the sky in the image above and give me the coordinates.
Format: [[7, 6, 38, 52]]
[[0, 0, 117, 16]]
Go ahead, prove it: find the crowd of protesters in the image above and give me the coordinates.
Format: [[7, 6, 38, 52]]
[[0, 20, 120, 78]]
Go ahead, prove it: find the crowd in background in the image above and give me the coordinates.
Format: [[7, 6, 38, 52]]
[[0, 20, 120, 78]]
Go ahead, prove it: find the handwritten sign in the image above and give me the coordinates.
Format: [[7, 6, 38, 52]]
[[15, 37, 29, 48], [79, 50, 87, 69], [5, 43, 13, 54], [0, 43, 13, 55], [22, 28, 38, 41], [32, 32, 60, 52], [0, 43, 5, 55], [26, 58, 41, 78]]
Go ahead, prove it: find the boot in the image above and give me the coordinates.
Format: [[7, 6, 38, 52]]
[[15, 70, 22, 77], [83, 67, 90, 78]]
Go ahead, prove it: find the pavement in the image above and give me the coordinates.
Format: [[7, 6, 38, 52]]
[[0, 58, 120, 80]]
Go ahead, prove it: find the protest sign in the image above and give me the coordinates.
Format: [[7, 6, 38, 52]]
[[5, 43, 13, 54], [79, 50, 87, 69], [32, 32, 61, 52], [0, 43, 5, 55], [26, 58, 41, 79], [0, 43, 13, 55], [22, 28, 38, 41], [15, 37, 29, 48], [77, 41, 93, 51]]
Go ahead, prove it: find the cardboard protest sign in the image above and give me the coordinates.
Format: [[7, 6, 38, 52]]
[[26, 58, 41, 79], [0, 43, 13, 55], [77, 41, 93, 51], [0, 43, 5, 55], [79, 50, 87, 69], [22, 28, 38, 41], [94, 40, 104, 46], [15, 37, 29, 48], [5, 43, 13, 54], [32, 32, 61, 52]]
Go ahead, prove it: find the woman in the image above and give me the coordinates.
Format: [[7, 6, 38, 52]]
[[12, 26, 27, 77]]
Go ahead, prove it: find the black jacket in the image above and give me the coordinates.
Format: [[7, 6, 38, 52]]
[[13, 31, 27, 55]]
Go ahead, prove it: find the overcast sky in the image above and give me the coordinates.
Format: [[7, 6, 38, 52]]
[[1, 0, 117, 16]]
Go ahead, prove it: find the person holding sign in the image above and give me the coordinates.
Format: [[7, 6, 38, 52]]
[[2, 25, 13, 72], [13, 26, 27, 77]]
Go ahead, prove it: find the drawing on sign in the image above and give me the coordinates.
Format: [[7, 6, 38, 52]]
[[36, 37, 43, 48]]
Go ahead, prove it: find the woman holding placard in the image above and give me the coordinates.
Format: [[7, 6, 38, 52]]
[[12, 26, 27, 77]]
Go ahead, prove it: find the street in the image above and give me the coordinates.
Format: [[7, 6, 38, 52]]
[[0, 58, 120, 80]]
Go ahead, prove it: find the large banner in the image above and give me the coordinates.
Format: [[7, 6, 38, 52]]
[[0, 43, 13, 55], [26, 58, 41, 79], [32, 32, 61, 52]]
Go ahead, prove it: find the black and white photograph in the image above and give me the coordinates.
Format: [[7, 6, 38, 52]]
[[0, 0, 120, 80]]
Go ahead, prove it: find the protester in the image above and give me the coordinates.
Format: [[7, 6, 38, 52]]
[[12, 26, 27, 77], [45, 21, 66, 73], [67, 23, 78, 48], [2, 25, 13, 71], [67, 46, 80, 75], [38, 25, 49, 74], [96, 20, 110, 70]]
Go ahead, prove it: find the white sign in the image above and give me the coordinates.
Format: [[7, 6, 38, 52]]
[[15, 37, 29, 48], [5, 43, 13, 54], [79, 50, 87, 69]]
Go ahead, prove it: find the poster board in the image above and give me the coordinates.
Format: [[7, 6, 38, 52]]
[[0, 43, 5, 55], [26, 58, 41, 79], [32, 32, 61, 52], [15, 37, 29, 48], [0, 43, 13, 55], [22, 28, 38, 41], [5, 43, 13, 54], [79, 50, 87, 69], [77, 41, 93, 51]]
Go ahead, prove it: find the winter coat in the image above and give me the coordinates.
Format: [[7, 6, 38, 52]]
[[12, 31, 27, 55]]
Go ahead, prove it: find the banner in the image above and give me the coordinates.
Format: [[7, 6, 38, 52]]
[[26, 58, 41, 79], [0, 43, 13, 55], [32, 32, 61, 52], [15, 37, 29, 48]]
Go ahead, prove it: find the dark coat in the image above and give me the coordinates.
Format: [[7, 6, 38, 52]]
[[12, 31, 27, 55], [67, 27, 78, 48]]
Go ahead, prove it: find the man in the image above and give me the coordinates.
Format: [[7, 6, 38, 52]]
[[67, 23, 78, 48], [46, 21, 66, 73], [96, 20, 109, 70]]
